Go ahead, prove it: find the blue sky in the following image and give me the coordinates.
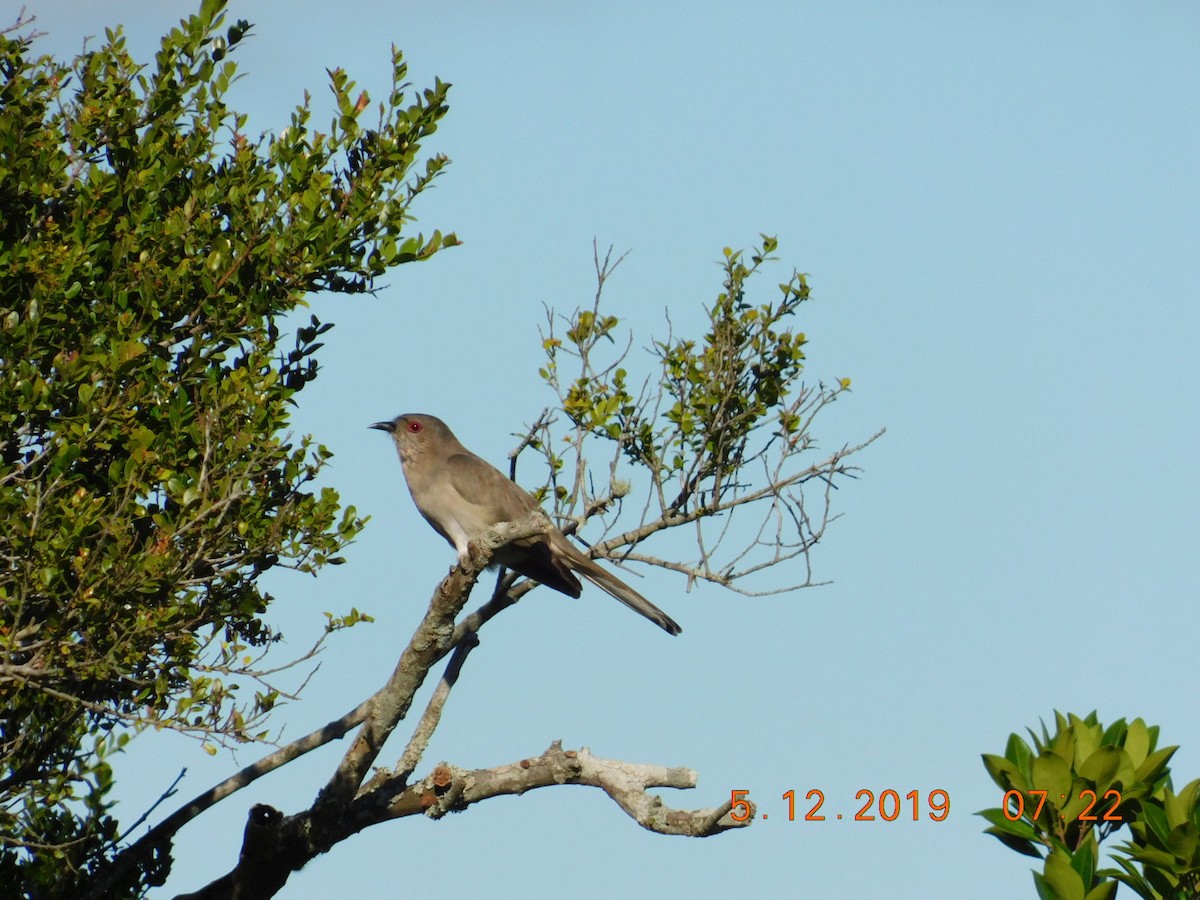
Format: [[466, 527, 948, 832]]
[[27, 2, 1200, 897]]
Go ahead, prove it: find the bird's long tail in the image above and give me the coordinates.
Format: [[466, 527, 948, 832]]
[[574, 559, 682, 636]]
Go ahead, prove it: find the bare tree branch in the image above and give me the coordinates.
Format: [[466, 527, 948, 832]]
[[177, 742, 744, 899], [317, 513, 548, 806], [1, 6, 42, 39], [81, 696, 375, 900], [360, 741, 746, 837], [366, 630, 480, 793], [590, 431, 884, 563]]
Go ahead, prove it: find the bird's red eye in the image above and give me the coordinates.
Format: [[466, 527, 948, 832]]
[[407, 421, 422, 433]]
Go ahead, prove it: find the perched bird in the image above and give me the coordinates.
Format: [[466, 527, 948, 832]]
[[371, 413, 681, 635]]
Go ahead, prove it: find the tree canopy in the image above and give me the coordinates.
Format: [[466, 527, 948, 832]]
[[1, 2, 454, 891]]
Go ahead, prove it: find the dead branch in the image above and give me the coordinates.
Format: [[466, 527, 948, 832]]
[[359, 741, 745, 838], [176, 742, 743, 899]]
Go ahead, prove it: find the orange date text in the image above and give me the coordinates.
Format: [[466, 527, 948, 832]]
[[729, 788, 950, 823]]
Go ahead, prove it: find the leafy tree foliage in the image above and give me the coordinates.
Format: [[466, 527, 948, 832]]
[[981, 712, 1200, 899], [537, 241, 854, 596], [0, 2, 454, 892]]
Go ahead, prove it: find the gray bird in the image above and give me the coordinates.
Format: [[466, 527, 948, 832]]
[[370, 413, 681, 635]]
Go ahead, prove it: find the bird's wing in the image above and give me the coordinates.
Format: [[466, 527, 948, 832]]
[[444, 451, 537, 521], [443, 451, 582, 596]]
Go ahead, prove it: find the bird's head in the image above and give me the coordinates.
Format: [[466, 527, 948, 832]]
[[370, 413, 454, 463]]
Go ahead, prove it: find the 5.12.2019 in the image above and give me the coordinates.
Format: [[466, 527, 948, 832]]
[[729, 788, 951, 823]]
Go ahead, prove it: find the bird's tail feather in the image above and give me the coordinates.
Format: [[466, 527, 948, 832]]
[[575, 563, 682, 636]]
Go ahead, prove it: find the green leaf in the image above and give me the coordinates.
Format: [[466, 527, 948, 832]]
[[1134, 745, 1177, 786], [1164, 778, 1200, 829], [1125, 718, 1151, 767], [1078, 746, 1124, 788], [1007, 732, 1034, 777], [1082, 881, 1118, 900], [979, 807, 1041, 839], [1166, 822, 1200, 863], [985, 826, 1045, 859], [1043, 850, 1086, 900], [1141, 802, 1172, 845], [1033, 753, 1073, 806]]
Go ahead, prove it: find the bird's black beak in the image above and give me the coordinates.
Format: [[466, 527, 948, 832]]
[[369, 420, 395, 433]]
